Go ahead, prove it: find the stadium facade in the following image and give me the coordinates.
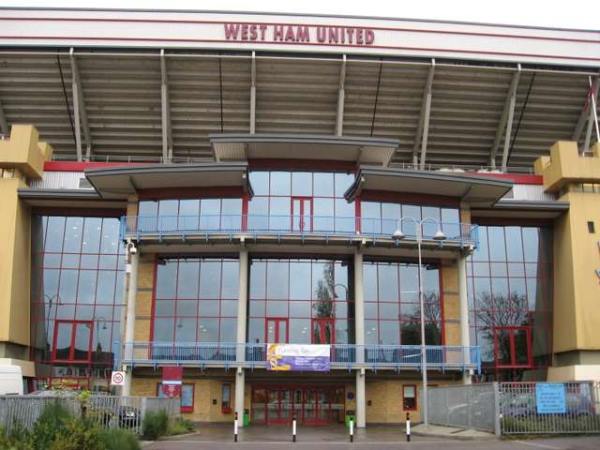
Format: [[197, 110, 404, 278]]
[[0, 7, 599, 425]]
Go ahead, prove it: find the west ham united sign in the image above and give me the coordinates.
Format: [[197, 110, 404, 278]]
[[224, 23, 375, 46]]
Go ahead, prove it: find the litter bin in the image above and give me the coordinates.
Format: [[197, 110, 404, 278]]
[[243, 409, 250, 426], [345, 410, 355, 428]]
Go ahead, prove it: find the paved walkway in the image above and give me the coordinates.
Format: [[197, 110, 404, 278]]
[[143, 423, 600, 450]]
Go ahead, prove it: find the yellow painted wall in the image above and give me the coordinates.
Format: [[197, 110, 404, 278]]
[[536, 142, 600, 354], [0, 125, 52, 347]]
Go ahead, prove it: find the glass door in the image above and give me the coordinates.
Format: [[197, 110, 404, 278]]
[[266, 318, 288, 343], [291, 197, 313, 232]]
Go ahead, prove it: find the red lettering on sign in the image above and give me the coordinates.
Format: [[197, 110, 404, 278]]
[[224, 23, 239, 40]]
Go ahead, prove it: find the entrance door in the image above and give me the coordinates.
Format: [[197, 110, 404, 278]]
[[252, 386, 345, 425], [312, 318, 335, 344], [266, 318, 288, 343], [291, 197, 312, 232], [266, 388, 293, 425], [493, 326, 532, 368]]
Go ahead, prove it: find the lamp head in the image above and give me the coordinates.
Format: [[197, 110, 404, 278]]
[[433, 229, 446, 241], [392, 229, 406, 240]]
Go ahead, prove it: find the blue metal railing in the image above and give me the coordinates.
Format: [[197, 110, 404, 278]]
[[121, 214, 479, 247], [119, 342, 481, 373]]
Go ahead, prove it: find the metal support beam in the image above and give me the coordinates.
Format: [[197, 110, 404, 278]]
[[572, 75, 599, 144], [489, 65, 521, 170], [500, 65, 521, 172], [413, 59, 435, 169], [250, 51, 256, 134], [160, 49, 173, 162], [69, 48, 91, 161], [336, 55, 347, 136], [0, 99, 8, 137]]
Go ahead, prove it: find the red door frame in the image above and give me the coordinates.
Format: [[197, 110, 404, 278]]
[[311, 318, 335, 344], [52, 320, 94, 363], [291, 197, 313, 232], [251, 385, 345, 426], [493, 326, 532, 368], [265, 318, 289, 343]]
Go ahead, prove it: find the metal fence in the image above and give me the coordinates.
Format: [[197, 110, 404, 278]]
[[428, 383, 499, 433], [0, 395, 179, 435], [428, 381, 600, 435], [498, 381, 600, 435]]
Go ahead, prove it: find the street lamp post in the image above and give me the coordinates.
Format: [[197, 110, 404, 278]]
[[392, 217, 446, 427]]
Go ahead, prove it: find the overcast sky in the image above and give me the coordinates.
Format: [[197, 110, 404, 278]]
[[0, 0, 598, 30]]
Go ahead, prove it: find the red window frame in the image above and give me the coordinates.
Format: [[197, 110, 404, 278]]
[[291, 196, 313, 232], [493, 326, 532, 368], [403, 384, 418, 411], [312, 318, 335, 344], [222, 383, 232, 414], [51, 320, 94, 363], [265, 318, 289, 343], [157, 382, 195, 413]]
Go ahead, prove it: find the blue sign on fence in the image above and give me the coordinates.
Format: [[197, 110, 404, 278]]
[[536, 383, 566, 414]]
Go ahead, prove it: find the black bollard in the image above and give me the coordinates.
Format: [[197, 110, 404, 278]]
[[406, 412, 411, 442], [349, 418, 354, 442]]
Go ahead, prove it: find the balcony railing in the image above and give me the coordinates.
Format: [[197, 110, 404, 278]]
[[121, 214, 478, 247], [120, 342, 480, 373]]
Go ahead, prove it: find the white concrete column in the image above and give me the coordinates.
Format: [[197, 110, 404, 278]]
[[355, 369, 366, 428], [235, 249, 249, 425], [354, 249, 366, 427], [235, 369, 246, 426], [458, 254, 472, 385], [236, 249, 249, 363], [122, 246, 139, 396]]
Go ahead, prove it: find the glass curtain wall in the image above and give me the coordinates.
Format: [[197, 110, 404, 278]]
[[248, 259, 353, 345], [152, 258, 239, 343], [466, 225, 553, 381], [138, 198, 243, 232], [30, 215, 125, 390], [361, 202, 460, 239], [363, 261, 443, 345], [248, 171, 355, 233]]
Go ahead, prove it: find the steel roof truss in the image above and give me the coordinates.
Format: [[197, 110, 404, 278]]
[[572, 75, 599, 145], [489, 65, 521, 170], [415, 59, 435, 170], [70, 48, 92, 161], [336, 55, 347, 137], [250, 51, 256, 135], [160, 49, 173, 162], [0, 99, 8, 136]]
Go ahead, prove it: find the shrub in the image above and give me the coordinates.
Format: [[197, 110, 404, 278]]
[[30, 401, 72, 450], [0, 424, 33, 450], [47, 418, 103, 450], [98, 428, 140, 450], [142, 410, 169, 440], [167, 417, 195, 436]]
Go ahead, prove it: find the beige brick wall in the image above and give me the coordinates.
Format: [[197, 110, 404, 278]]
[[366, 378, 462, 424], [132, 376, 238, 422], [441, 262, 461, 346], [134, 254, 155, 342]]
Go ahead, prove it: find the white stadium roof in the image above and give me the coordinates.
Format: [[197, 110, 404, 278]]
[[0, 8, 598, 172]]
